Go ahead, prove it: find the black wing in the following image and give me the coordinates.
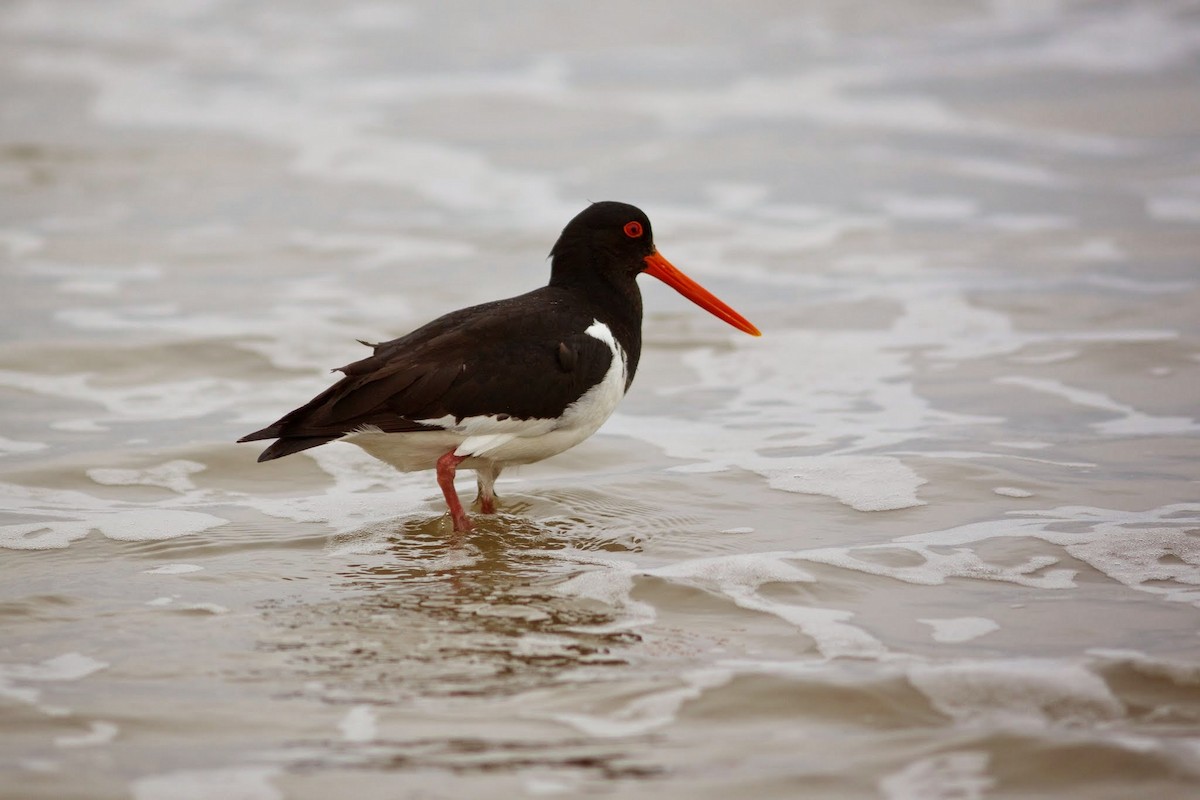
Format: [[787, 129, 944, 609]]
[[238, 287, 616, 461]]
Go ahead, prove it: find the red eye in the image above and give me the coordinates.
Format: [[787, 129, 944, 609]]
[[623, 221, 643, 238]]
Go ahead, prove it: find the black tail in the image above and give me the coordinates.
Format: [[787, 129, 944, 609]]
[[252, 435, 339, 462]]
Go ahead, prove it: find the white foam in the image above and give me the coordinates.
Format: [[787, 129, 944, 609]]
[[996, 376, 1200, 435], [1033, 5, 1200, 73], [142, 564, 203, 575], [288, 230, 474, 269], [1147, 196, 1200, 222], [524, 775, 580, 796], [552, 668, 732, 737], [608, 322, 989, 511], [1007, 349, 1079, 365], [874, 193, 978, 221], [54, 721, 118, 748], [0, 653, 108, 709], [899, 503, 1200, 606], [908, 659, 1124, 726], [51, 419, 109, 432], [0, 435, 47, 455], [337, 705, 377, 743], [1065, 527, 1200, 602], [1, 509, 226, 549], [647, 552, 816, 587], [554, 552, 886, 659], [241, 445, 438, 534], [23, 260, 161, 287], [0, 367, 261, 425], [131, 766, 283, 800], [947, 156, 1066, 186], [982, 213, 1072, 232], [0, 480, 230, 550], [1052, 238, 1125, 261], [993, 487, 1033, 498], [551, 562, 654, 631], [0, 228, 44, 257], [732, 596, 888, 660], [20, 48, 563, 216], [880, 752, 994, 800], [182, 602, 229, 615], [797, 545, 1074, 590], [88, 460, 207, 493], [145, 597, 230, 614], [918, 617, 1000, 643], [759, 456, 927, 511], [1088, 649, 1200, 687]]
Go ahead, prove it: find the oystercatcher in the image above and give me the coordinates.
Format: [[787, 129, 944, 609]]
[[239, 201, 760, 531]]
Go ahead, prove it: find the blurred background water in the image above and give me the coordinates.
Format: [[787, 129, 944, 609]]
[[2, 1, 1199, 798]]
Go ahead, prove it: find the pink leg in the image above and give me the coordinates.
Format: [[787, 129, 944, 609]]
[[436, 450, 472, 532]]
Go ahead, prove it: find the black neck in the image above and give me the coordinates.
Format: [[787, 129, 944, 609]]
[[548, 246, 644, 387]]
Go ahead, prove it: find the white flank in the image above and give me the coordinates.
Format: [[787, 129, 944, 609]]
[[344, 319, 627, 472]]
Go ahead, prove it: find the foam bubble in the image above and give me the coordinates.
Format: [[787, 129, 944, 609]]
[[1033, 5, 1200, 73], [899, 504, 1200, 606], [880, 752, 994, 800], [51, 419, 109, 432], [0, 653, 108, 709], [144, 597, 228, 614], [54, 721, 119, 748], [918, 617, 1001, 643], [552, 668, 732, 737], [0, 483, 229, 550], [88, 460, 207, 493], [0, 435, 47, 455], [142, 564, 203, 575], [1088, 649, 1200, 686], [647, 552, 816, 587], [131, 766, 283, 800], [995, 376, 1200, 436], [760, 456, 927, 511], [0, 367, 259, 424], [561, 551, 887, 659], [288, 230, 474, 269], [947, 156, 1066, 186], [338, 705, 378, 743], [22, 49, 562, 217], [797, 545, 1075, 590], [908, 659, 1124, 725], [0, 228, 44, 257], [873, 193, 978, 221], [1065, 528, 1200, 602], [1147, 197, 1200, 222]]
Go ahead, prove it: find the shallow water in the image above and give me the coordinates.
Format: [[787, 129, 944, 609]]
[[3, 1, 1200, 797]]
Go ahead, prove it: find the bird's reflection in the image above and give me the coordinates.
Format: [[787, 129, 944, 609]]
[[259, 511, 643, 702]]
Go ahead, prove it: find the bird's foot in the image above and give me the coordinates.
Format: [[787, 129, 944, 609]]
[[450, 510, 473, 532]]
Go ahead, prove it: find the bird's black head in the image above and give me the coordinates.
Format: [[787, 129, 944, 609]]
[[548, 201, 762, 338], [548, 201, 656, 284]]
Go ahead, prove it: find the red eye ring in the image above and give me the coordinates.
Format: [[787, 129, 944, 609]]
[[623, 221, 644, 238]]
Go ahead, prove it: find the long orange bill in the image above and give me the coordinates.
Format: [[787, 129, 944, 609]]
[[642, 251, 761, 336]]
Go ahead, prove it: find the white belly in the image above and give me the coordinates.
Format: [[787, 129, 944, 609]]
[[342, 320, 628, 473]]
